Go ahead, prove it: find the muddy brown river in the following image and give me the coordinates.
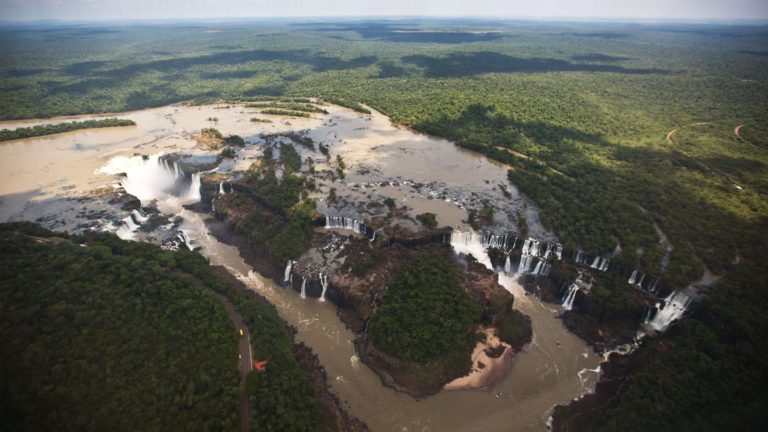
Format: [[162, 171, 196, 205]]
[[0, 103, 601, 431]]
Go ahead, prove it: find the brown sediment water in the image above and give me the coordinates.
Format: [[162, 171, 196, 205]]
[[0, 103, 600, 431]]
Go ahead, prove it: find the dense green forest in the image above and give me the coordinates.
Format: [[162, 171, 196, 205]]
[[0, 118, 135, 141], [1, 19, 767, 428], [368, 252, 481, 364], [0, 222, 322, 431], [216, 148, 316, 264]]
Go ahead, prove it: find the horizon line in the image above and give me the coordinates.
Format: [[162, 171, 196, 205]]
[[1, 15, 768, 26]]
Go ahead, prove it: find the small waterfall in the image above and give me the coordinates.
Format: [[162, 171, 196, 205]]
[[283, 260, 294, 283], [574, 250, 587, 265], [300, 277, 307, 299], [636, 273, 645, 287], [175, 229, 195, 251], [131, 209, 149, 224], [219, 182, 226, 195], [531, 260, 543, 276], [319, 273, 329, 302], [518, 254, 535, 273], [184, 172, 202, 202], [325, 215, 366, 235], [648, 291, 692, 332], [649, 278, 660, 293], [116, 214, 140, 240], [511, 236, 518, 250], [555, 244, 563, 260], [590, 256, 610, 272], [561, 284, 580, 311], [628, 270, 638, 285], [643, 303, 660, 323], [504, 255, 512, 273], [483, 233, 508, 250]]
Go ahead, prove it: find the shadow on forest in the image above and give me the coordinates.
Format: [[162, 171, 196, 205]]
[[414, 103, 609, 149], [299, 22, 505, 44], [571, 53, 633, 62], [58, 49, 378, 79], [402, 52, 669, 77]]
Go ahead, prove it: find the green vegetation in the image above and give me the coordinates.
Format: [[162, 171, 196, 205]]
[[224, 134, 245, 147], [279, 142, 301, 173], [320, 97, 370, 114], [416, 212, 438, 229], [0, 222, 322, 432], [368, 251, 481, 364], [0, 118, 134, 141], [220, 161, 315, 264], [201, 127, 223, 139], [261, 108, 311, 118], [250, 117, 273, 123], [221, 147, 236, 158], [248, 102, 328, 114]]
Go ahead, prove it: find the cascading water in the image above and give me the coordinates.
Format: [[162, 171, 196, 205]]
[[219, 182, 226, 195], [555, 244, 563, 260], [176, 229, 195, 251], [504, 255, 512, 273], [518, 254, 535, 273], [648, 291, 692, 332], [116, 214, 140, 240], [628, 270, 638, 285], [300, 277, 307, 299], [561, 284, 580, 311], [283, 260, 294, 283], [325, 215, 367, 235], [99, 153, 203, 205], [319, 273, 329, 302]]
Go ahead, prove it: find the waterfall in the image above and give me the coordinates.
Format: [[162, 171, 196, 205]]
[[116, 215, 140, 240], [283, 260, 294, 283], [99, 153, 203, 205], [643, 303, 659, 323], [649, 278, 660, 293], [184, 172, 202, 202], [648, 291, 692, 332], [511, 236, 518, 250], [531, 260, 543, 276], [319, 273, 329, 302], [555, 244, 563, 260], [504, 255, 512, 273], [518, 254, 535, 273], [219, 182, 226, 195], [325, 215, 366, 234], [131, 209, 149, 224], [574, 250, 587, 265], [628, 270, 638, 285], [590, 256, 610, 272], [175, 229, 195, 251], [448, 230, 494, 269], [483, 233, 508, 250], [300, 277, 307, 299], [561, 284, 580, 311], [636, 273, 645, 287]]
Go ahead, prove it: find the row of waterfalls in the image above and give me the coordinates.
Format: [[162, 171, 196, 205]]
[[284, 259, 330, 301]]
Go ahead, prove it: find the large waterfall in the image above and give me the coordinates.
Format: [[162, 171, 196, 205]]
[[648, 291, 692, 332], [325, 215, 367, 235], [561, 284, 580, 311], [99, 153, 203, 205]]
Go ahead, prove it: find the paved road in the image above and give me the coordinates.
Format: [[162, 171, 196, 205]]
[[215, 293, 253, 432]]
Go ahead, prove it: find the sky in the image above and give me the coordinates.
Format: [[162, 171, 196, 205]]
[[1, 0, 767, 22]]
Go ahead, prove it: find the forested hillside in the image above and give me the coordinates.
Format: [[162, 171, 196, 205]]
[[0, 222, 324, 431]]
